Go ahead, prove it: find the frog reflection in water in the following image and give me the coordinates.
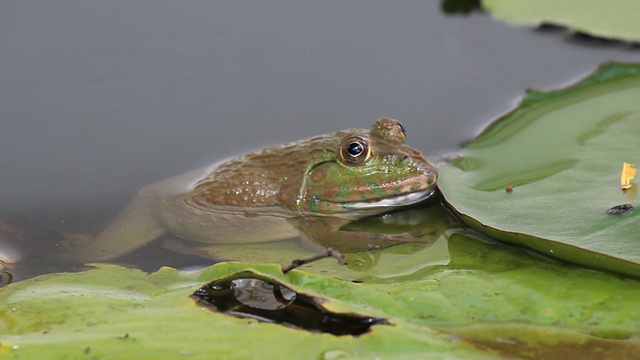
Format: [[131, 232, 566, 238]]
[[64, 118, 438, 262]]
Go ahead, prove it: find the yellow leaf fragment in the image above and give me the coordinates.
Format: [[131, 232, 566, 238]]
[[620, 162, 637, 190]]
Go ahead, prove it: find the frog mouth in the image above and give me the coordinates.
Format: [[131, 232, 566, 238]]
[[341, 188, 435, 210]]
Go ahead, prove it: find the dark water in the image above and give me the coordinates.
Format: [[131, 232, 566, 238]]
[[1, 1, 639, 276], [192, 275, 388, 336]]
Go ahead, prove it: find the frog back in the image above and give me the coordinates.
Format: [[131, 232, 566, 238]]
[[184, 134, 341, 215]]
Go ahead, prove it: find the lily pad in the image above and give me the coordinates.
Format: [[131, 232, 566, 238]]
[[438, 62, 640, 277], [2, 231, 640, 359], [482, 0, 640, 43], [0, 265, 486, 359]]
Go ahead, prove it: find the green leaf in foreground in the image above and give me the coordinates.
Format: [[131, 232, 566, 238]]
[[438, 62, 640, 277], [1, 232, 640, 359], [482, 0, 640, 43]]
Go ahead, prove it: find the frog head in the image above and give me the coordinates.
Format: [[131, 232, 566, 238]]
[[297, 118, 437, 218]]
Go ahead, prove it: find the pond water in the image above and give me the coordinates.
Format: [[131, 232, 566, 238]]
[[2, 2, 640, 279]]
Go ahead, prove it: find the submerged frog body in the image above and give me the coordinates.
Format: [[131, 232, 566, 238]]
[[66, 118, 437, 262]]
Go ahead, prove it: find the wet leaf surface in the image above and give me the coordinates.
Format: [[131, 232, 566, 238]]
[[438, 62, 640, 277]]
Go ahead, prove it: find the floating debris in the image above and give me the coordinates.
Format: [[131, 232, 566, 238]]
[[620, 162, 637, 190]]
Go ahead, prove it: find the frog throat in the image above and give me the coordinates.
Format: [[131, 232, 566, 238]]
[[302, 187, 435, 216]]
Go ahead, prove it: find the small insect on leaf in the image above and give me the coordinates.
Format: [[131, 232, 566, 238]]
[[606, 203, 634, 215], [620, 162, 637, 190]]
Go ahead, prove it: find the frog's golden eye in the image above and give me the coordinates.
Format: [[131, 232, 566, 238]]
[[339, 136, 371, 166]]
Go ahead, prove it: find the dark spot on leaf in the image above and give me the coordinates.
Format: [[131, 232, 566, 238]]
[[606, 204, 634, 215], [192, 273, 389, 336]]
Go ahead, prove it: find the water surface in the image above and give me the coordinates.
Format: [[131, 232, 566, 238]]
[[1, 1, 639, 275]]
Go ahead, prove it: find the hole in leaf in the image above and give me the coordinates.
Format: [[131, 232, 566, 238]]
[[191, 273, 389, 336]]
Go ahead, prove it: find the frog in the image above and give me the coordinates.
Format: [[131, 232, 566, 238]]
[[61, 118, 438, 263]]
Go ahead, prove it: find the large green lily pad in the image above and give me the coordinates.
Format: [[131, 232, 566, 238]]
[[2, 230, 640, 359], [438, 62, 640, 277], [482, 0, 640, 43]]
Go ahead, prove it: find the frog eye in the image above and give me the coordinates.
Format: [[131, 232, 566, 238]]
[[339, 136, 371, 166]]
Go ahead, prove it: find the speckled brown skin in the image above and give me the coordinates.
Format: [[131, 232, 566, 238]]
[[61, 118, 438, 262]]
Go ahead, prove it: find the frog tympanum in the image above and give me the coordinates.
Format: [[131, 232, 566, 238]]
[[64, 118, 437, 262]]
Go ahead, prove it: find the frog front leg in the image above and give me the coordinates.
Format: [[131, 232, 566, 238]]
[[290, 216, 428, 253], [58, 196, 166, 263]]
